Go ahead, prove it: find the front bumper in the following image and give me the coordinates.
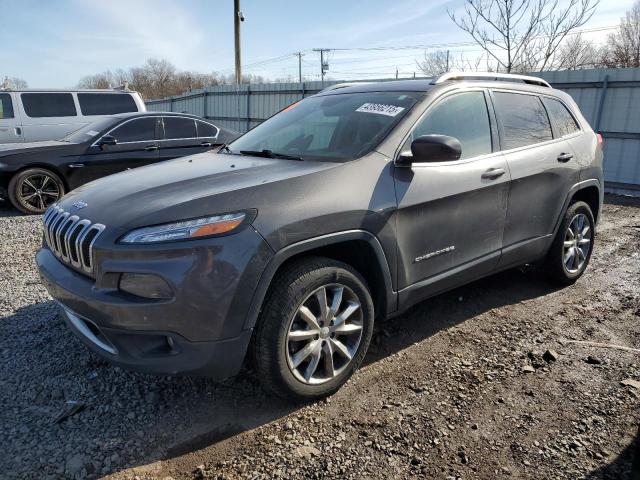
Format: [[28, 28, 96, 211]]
[[36, 228, 273, 378]]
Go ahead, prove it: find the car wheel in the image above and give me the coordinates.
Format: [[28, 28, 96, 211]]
[[543, 201, 595, 285], [8, 168, 65, 215], [252, 257, 374, 401]]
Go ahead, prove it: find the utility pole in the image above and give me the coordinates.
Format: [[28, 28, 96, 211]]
[[297, 52, 304, 84], [234, 0, 243, 84], [312, 48, 329, 86], [446, 50, 450, 71], [395, 67, 398, 79]]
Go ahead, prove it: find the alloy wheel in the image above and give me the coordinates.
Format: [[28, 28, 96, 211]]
[[286, 284, 363, 385], [18, 173, 61, 212], [563, 213, 592, 274]]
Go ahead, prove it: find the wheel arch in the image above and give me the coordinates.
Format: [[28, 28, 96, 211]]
[[10, 163, 69, 191], [243, 230, 397, 331], [553, 179, 602, 237]]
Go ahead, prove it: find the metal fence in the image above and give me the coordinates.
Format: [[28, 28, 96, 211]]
[[147, 68, 640, 196]]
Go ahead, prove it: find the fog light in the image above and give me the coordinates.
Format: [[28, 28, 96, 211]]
[[119, 273, 173, 299]]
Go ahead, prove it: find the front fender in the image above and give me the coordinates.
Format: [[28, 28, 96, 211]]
[[242, 229, 397, 330]]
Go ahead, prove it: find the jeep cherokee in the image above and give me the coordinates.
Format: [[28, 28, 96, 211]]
[[36, 73, 603, 400]]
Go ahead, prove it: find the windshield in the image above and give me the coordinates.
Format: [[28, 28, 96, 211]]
[[227, 92, 420, 162], [61, 117, 116, 143]]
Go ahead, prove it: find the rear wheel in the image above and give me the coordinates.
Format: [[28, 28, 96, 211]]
[[8, 168, 65, 214], [543, 201, 595, 285], [252, 257, 374, 401]]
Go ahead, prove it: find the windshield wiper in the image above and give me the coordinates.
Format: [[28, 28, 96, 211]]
[[239, 149, 303, 161]]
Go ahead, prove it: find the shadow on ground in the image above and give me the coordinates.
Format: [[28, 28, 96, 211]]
[[586, 427, 640, 480]]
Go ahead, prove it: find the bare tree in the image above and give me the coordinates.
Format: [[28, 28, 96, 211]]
[[553, 34, 600, 69], [601, 0, 640, 68], [1, 76, 28, 89], [417, 50, 485, 76], [449, 0, 599, 72]]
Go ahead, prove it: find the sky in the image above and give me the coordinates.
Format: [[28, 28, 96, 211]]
[[0, 0, 636, 88]]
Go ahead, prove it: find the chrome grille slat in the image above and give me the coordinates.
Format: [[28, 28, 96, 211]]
[[42, 205, 105, 276]]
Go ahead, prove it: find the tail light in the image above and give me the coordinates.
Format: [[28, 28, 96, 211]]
[[596, 133, 603, 145]]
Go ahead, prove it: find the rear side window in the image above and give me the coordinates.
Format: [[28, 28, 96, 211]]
[[196, 120, 218, 138], [110, 117, 157, 143], [21, 93, 77, 118], [0, 93, 14, 119], [163, 117, 197, 139], [78, 93, 138, 115], [410, 91, 492, 160], [492, 92, 552, 149], [541, 97, 580, 137]]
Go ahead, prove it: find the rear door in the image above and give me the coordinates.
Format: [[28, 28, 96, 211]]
[[18, 92, 85, 141], [157, 116, 214, 162], [68, 117, 160, 187], [393, 89, 510, 296], [491, 90, 581, 266], [0, 93, 23, 143]]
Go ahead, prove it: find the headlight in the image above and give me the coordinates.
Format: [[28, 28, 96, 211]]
[[120, 212, 246, 244]]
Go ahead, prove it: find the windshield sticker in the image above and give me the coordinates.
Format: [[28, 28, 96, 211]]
[[85, 130, 99, 136], [356, 103, 405, 117]]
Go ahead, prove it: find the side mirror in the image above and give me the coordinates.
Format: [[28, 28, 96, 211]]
[[397, 134, 462, 165], [97, 135, 117, 148]]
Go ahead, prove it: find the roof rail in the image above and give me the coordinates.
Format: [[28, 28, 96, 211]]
[[431, 72, 551, 88], [319, 82, 372, 93]]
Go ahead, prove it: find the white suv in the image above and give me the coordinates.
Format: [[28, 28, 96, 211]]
[[0, 88, 146, 144]]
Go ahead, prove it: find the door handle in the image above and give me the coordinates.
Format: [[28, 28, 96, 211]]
[[144, 145, 159, 151], [68, 163, 85, 168], [481, 168, 506, 180], [557, 152, 573, 163], [200, 142, 213, 147], [15, 127, 22, 136]]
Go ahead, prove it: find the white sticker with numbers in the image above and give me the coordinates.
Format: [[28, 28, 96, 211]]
[[356, 103, 405, 117]]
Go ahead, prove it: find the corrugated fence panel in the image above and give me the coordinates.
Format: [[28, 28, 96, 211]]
[[147, 69, 640, 195]]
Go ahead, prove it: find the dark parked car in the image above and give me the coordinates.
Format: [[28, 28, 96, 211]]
[[0, 112, 238, 213], [37, 73, 603, 400]]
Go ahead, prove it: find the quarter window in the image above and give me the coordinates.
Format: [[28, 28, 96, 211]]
[[78, 93, 138, 115], [110, 117, 157, 143], [492, 92, 553, 149], [541, 97, 580, 137], [163, 117, 197, 139], [0, 93, 14, 119], [196, 120, 218, 138], [21, 93, 77, 118], [409, 91, 492, 160]]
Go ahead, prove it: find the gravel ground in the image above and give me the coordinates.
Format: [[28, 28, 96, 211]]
[[0, 196, 639, 480]]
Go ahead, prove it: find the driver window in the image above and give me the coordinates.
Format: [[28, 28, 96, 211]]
[[408, 91, 492, 160]]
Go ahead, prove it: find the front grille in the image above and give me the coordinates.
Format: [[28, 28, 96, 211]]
[[43, 205, 105, 275]]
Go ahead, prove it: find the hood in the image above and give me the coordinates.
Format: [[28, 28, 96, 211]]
[[0, 140, 72, 157], [58, 151, 339, 232]]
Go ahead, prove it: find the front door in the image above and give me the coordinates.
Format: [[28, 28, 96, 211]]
[[393, 90, 510, 300], [66, 117, 160, 188], [0, 93, 22, 144]]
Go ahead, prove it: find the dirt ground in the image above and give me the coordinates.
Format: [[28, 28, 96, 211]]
[[1, 195, 639, 480]]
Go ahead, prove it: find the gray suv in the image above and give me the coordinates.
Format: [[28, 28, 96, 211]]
[[36, 73, 603, 400]]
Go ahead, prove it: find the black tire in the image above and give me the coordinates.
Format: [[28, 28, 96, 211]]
[[251, 256, 375, 401], [8, 168, 65, 215], [543, 201, 595, 285]]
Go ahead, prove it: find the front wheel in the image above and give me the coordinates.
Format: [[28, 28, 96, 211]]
[[252, 257, 374, 401], [543, 201, 595, 285], [8, 168, 65, 214]]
